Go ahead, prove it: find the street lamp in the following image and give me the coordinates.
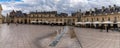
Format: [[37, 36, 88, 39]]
[[77, 9, 82, 22]]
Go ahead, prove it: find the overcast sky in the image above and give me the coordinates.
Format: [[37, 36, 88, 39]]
[[0, 0, 120, 16]]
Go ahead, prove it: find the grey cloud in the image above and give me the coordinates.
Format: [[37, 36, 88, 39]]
[[1, 0, 120, 16]]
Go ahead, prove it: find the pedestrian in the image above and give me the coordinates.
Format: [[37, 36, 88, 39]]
[[16, 23, 18, 25], [7, 22, 10, 25], [16, 22, 18, 26], [106, 26, 109, 32], [50, 24, 52, 26], [100, 25, 103, 32]]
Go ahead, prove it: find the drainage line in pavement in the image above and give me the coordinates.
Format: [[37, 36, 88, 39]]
[[74, 30, 83, 48], [49, 26, 68, 47]]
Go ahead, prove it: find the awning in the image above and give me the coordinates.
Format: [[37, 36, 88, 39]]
[[93, 21, 102, 24], [57, 22, 64, 23], [75, 22, 85, 25], [38, 21, 42, 23], [31, 21, 37, 23], [85, 22, 92, 24], [44, 21, 49, 23], [50, 21, 56, 23], [116, 22, 120, 24], [102, 21, 113, 24]]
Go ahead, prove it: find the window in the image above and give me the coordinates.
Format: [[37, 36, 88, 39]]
[[73, 19, 75, 22], [36, 15, 37, 17], [39, 15, 41, 17], [97, 18, 99, 21], [56, 19, 58, 22], [108, 17, 110, 21], [87, 18, 89, 21], [102, 18, 104, 21], [49, 14, 51, 17], [31, 14, 33, 17], [114, 17, 117, 22], [91, 18, 93, 22], [60, 19, 62, 21], [33, 14, 35, 17], [64, 19, 66, 22], [41, 15, 43, 17]]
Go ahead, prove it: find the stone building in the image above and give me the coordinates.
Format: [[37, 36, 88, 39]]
[[0, 4, 3, 23], [75, 5, 120, 28], [7, 10, 77, 25], [7, 4, 120, 28], [7, 10, 27, 23]]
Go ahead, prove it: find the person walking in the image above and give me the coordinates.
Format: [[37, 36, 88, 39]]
[[7, 22, 10, 25], [100, 25, 103, 32], [16, 22, 18, 26], [106, 26, 109, 32]]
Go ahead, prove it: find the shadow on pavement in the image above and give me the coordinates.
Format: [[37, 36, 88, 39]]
[[33, 32, 56, 48]]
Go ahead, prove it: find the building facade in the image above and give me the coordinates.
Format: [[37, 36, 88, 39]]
[[75, 5, 120, 28], [7, 5, 120, 28], [0, 4, 3, 24], [7, 11, 77, 25]]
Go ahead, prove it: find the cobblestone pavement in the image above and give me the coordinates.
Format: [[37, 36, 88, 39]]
[[74, 27, 120, 48], [0, 24, 62, 48]]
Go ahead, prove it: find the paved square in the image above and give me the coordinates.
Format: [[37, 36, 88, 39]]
[[0, 24, 120, 48], [0, 24, 62, 48], [74, 27, 120, 48]]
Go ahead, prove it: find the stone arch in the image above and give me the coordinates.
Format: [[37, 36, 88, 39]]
[[20, 20, 23, 24], [36, 19, 38, 24], [17, 19, 19, 23]]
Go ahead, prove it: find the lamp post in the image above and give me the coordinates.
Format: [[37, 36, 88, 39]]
[[114, 17, 117, 29], [77, 9, 82, 22], [6, 14, 10, 25]]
